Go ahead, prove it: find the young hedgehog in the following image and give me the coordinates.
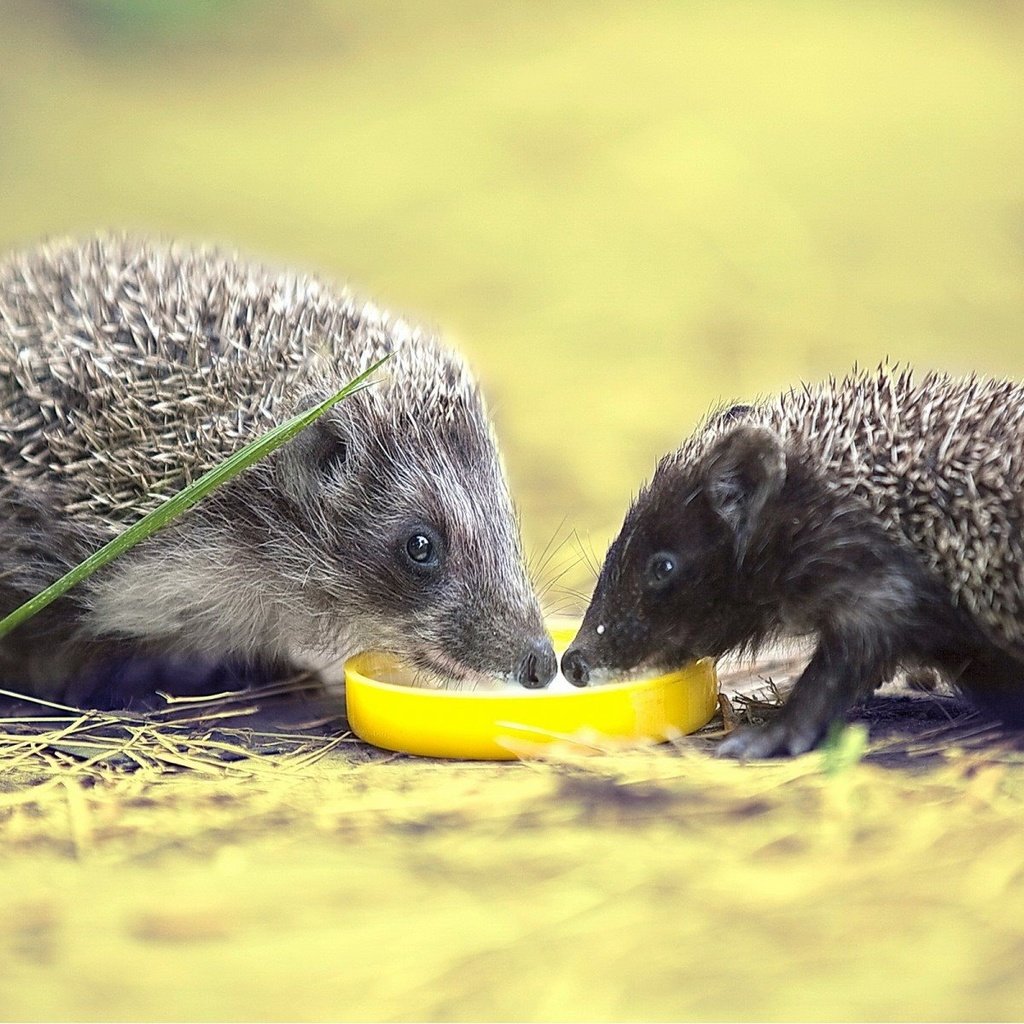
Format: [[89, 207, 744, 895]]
[[0, 235, 557, 701], [561, 367, 1024, 757]]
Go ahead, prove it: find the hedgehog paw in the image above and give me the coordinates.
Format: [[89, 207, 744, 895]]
[[716, 721, 820, 760]]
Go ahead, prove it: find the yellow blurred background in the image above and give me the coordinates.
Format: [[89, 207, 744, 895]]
[[5, 0, 1023, 596], [4, 6, 1024, 1021]]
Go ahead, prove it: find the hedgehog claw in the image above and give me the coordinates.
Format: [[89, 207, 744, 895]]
[[717, 721, 821, 760]]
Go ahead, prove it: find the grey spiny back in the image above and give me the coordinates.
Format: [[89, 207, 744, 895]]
[[674, 366, 1024, 653], [0, 234, 485, 526]]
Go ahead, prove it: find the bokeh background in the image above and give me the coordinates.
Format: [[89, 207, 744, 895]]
[[5, 0, 1024, 593], [4, 3, 1024, 1021]]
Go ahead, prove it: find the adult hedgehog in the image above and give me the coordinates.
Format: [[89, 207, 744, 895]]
[[0, 235, 556, 699], [561, 367, 1024, 757]]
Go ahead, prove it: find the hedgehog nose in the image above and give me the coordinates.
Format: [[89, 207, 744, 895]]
[[515, 638, 558, 689], [560, 647, 591, 687]]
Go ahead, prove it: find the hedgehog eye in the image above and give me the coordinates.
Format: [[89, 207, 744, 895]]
[[644, 550, 679, 591], [407, 534, 433, 563], [400, 526, 443, 575]]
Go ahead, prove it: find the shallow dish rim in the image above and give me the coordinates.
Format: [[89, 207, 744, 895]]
[[344, 652, 704, 700]]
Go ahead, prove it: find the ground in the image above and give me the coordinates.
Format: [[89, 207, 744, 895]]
[[2, 2, 1024, 1020], [1, 659, 1022, 1021]]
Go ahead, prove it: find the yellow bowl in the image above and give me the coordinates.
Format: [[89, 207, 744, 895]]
[[344, 625, 719, 760]]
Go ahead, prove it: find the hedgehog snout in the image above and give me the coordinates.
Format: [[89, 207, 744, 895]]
[[560, 646, 591, 687], [515, 636, 558, 689]]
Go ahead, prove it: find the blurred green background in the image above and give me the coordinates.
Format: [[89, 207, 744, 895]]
[[5, 0, 1023, 592]]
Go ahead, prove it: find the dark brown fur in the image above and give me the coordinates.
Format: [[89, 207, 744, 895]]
[[562, 369, 1024, 757]]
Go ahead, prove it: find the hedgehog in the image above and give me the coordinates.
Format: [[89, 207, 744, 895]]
[[0, 234, 557, 701], [560, 367, 1024, 757]]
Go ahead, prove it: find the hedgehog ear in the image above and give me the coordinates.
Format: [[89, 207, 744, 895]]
[[705, 426, 786, 562], [275, 412, 351, 505]]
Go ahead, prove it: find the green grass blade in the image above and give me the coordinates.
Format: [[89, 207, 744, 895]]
[[0, 355, 390, 640]]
